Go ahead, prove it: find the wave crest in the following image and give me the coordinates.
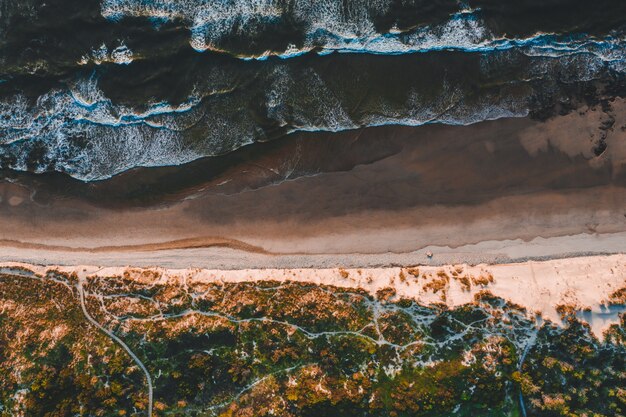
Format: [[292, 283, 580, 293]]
[[0, 48, 622, 180], [100, 0, 626, 61]]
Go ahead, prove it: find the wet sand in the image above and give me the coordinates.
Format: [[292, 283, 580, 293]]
[[0, 100, 625, 267]]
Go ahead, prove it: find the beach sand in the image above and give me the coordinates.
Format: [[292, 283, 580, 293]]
[[0, 102, 624, 276]]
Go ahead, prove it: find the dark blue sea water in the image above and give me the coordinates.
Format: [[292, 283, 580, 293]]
[[0, 0, 624, 180]]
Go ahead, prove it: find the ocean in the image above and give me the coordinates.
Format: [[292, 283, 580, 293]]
[[0, 0, 624, 182]]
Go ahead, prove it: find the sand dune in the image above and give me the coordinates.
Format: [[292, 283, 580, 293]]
[[3, 254, 624, 338]]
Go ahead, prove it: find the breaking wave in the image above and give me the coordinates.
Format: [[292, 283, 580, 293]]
[[0, 75, 205, 180], [78, 43, 135, 66], [0, 47, 622, 181], [100, 1, 626, 61]]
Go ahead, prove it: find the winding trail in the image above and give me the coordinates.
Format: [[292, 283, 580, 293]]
[[77, 279, 154, 417], [517, 328, 539, 417], [0, 267, 154, 415]]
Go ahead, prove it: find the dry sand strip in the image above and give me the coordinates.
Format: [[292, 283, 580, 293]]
[[1, 231, 625, 270], [2, 254, 625, 339]]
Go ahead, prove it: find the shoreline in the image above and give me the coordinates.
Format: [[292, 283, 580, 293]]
[[1, 230, 625, 270], [1, 106, 624, 264]]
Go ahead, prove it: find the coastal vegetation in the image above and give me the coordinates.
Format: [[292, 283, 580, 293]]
[[0, 270, 624, 417]]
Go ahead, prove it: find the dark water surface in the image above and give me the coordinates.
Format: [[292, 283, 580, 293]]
[[0, 0, 624, 189]]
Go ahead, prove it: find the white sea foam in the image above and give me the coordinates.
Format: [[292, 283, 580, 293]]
[[0, 47, 619, 180], [111, 44, 134, 64], [99, 0, 626, 63], [0, 75, 204, 180], [78, 42, 134, 66], [265, 65, 357, 132], [102, 0, 391, 50]]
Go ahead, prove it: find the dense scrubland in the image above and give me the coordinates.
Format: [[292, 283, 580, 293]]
[[0, 270, 624, 417]]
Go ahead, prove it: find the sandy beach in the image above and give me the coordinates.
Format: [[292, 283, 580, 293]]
[[1, 102, 625, 262]]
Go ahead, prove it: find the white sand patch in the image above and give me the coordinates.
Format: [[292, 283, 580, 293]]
[[2, 255, 624, 338]]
